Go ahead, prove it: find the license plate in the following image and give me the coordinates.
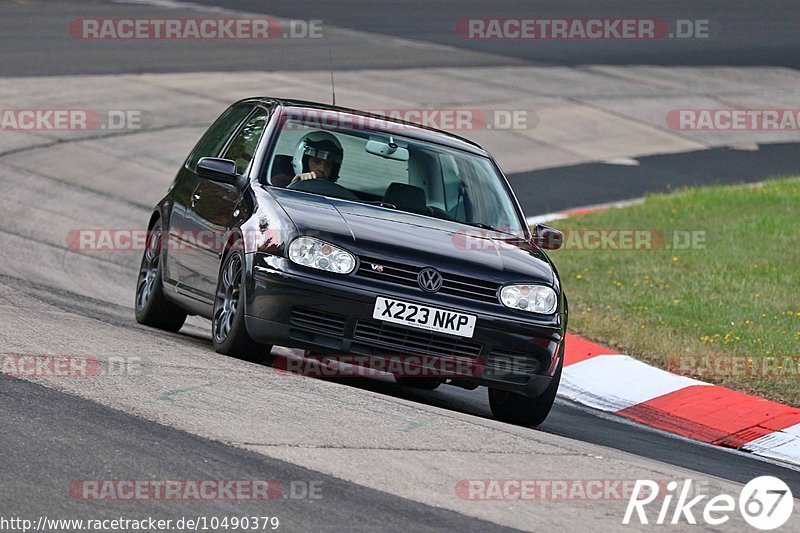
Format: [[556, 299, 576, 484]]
[[372, 296, 477, 338]]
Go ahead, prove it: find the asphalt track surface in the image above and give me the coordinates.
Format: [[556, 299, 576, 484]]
[[0, 376, 515, 533], [4, 0, 800, 75], [510, 142, 800, 213], [1, 1, 800, 531], [189, 0, 800, 68]]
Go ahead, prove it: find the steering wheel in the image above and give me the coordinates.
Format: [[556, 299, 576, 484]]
[[287, 178, 360, 201]]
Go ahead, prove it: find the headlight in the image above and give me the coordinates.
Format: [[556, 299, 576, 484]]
[[500, 284, 557, 314], [288, 237, 356, 274]]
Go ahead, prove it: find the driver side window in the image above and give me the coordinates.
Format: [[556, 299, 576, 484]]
[[186, 104, 253, 171], [223, 108, 270, 174]]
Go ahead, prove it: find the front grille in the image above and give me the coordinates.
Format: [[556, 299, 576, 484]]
[[353, 319, 483, 359], [486, 349, 541, 375], [357, 257, 499, 303], [290, 308, 347, 336]]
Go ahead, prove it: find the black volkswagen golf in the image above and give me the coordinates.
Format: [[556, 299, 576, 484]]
[[135, 98, 568, 426]]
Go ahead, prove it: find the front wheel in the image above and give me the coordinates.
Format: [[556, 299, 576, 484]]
[[488, 361, 562, 427], [212, 241, 272, 363], [134, 222, 187, 332]]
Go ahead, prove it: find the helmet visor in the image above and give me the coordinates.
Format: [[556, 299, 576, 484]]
[[302, 139, 343, 164]]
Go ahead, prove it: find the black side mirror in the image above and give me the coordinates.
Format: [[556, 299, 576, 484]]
[[532, 223, 563, 250], [197, 157, 241, 187]]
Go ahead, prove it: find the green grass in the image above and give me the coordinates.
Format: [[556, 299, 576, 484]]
[[547, 177, 800, 406]]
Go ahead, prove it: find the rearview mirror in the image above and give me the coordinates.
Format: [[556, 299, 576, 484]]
[[197, 157, 240, 186], [365, 140, 409, 161], [532, 224, 563, 250]]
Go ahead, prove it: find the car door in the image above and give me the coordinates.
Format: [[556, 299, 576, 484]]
[[166, 103, 254, 299], [179, 105, 272, 303]]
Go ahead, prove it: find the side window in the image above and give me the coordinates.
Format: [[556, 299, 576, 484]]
[[187, 104, 253, 171], [222, 108, 270, 174]]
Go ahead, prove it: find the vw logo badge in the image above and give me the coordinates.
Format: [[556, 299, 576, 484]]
[[417, 267, 443, 293]]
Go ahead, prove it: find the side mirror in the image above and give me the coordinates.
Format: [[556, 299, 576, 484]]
[[197, 157, 241, 186], [532, 224, 563, 250]]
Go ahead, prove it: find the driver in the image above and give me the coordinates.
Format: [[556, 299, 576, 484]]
[[272, 131, 344, 187]]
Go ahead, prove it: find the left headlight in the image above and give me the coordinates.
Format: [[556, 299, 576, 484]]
[[500, 284, 558, 314], [288, 236, 356, 274]]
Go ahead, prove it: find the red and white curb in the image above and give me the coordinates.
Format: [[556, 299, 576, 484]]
[[532, 201, 800, 467], [559, 335, 800, 467], [526, 198, 644, 226]]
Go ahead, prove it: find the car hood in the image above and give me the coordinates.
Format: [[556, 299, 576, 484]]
[[268, 189, 555, 285]]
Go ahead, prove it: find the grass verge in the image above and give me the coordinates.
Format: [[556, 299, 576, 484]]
[[547, 177, 800, 406]]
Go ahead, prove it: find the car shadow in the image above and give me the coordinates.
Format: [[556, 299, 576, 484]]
[[260, 347, 500, 422], [172, 328, 524, 428]]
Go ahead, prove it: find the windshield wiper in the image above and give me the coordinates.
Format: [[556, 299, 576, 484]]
[[360, 200, 397, 209], [462, 221, 515, 236]]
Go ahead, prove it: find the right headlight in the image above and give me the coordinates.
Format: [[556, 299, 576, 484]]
[[500, 284, 557, 314], [288, 236, 356, 274]]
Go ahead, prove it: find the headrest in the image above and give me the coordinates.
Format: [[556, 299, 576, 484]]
[[383, 183, 428, 215]]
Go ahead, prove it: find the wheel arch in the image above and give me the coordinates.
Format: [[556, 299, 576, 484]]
[[219, 227, 258, 321], [147, 210, 161, 230]]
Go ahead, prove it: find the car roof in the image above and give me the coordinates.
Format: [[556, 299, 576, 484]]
[[241, 97, 492, 158]]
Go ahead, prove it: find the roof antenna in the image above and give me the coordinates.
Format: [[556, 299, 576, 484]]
[[328, 50, 336, 106]]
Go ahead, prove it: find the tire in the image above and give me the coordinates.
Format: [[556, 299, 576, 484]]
[[488, 360, 562, 427], [212, 239, 272, 363], [395, 377, 441, 390], [135, 222, 187, 332]]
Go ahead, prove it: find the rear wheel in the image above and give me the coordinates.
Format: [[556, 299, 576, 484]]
[[488, 361, 562, 427], [134, 222, 187, 332], [212, 241, 272, 363]]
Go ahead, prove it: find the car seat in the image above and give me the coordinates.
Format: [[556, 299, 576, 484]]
[[382, 183, 429, 215], [270, 154, 295, 187]]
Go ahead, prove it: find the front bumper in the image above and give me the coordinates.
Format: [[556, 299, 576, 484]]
[[245, 254, 565, 398]]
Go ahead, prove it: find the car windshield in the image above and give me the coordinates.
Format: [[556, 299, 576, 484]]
[[264, 110, 526, 238]]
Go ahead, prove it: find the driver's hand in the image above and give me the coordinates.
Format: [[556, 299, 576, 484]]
[[294, 172, 317, 181]]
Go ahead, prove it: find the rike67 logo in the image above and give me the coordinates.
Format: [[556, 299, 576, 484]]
[[624, 476, 794, 530]]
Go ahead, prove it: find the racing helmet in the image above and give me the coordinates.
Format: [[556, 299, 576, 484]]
[[292, 131, 344, 181]]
